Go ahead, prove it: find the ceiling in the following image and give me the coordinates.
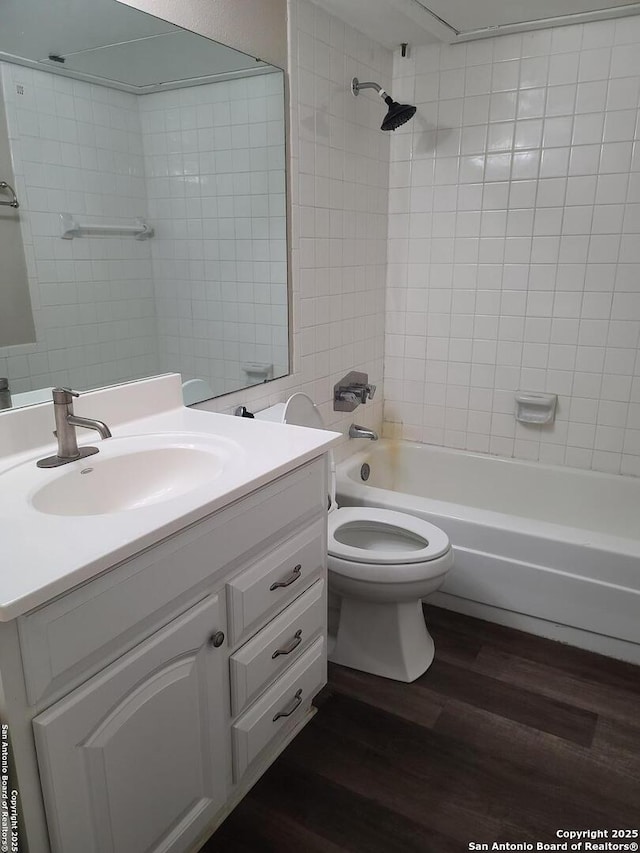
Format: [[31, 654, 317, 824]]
[[315, 0, 640, 47], [0, 0, 269, 93]]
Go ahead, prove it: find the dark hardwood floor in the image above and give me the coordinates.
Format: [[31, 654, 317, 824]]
[[202, 605, 640, 852]]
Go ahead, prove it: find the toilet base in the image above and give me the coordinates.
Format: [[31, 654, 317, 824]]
[[329, 598, 435, 682]]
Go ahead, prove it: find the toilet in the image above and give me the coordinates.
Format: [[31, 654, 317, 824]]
[[257, 393, 454, 683], [181, 377, 214, 406]]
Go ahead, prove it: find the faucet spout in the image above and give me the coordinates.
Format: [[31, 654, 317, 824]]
[[36, 388, 112, 468], [349, 423, 379, 441], [67, 414, 112, 440]]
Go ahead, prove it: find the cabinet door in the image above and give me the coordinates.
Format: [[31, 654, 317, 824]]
[[33, 595, 228, 853]]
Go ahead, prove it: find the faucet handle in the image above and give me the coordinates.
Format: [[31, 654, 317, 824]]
[[337, 390, 359, 404], [52, 387, 80, 404]]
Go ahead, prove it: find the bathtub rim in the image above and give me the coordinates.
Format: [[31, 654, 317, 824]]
[[336, 440, 640, 561]]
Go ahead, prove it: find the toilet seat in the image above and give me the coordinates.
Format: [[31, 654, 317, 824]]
[[328, 506, 450, 571]]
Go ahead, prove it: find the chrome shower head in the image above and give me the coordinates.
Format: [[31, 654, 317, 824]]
[[351, 77, 416, 132]]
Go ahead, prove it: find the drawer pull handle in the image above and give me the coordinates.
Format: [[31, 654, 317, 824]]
[[272, 629, 303, 659], [273, 688, 303, 722], [270, 564, 301, 591]]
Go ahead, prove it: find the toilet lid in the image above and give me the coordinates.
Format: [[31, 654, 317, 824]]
[[281, 393, 338, 509], [328, 506, 450, 565], [282, 392, 325, 430]]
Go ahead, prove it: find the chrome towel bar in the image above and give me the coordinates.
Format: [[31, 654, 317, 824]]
[[60, 213, 154, 240], [0, 181, 19, 209]]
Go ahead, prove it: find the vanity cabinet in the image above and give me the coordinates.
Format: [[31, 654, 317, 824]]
[[1, 455, 329, 853], [33, 595, 228, 853]]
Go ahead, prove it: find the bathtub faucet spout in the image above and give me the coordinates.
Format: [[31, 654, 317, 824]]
[[349, 424, 378, 440]]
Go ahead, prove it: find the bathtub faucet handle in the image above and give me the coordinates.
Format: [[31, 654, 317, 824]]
[[338, 391, 359, 405], [363, 383, 376, 402], [345, 383, 376, 404], [334, 371, 376, 412]]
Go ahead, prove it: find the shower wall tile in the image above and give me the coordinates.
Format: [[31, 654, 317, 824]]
[[196, 0, 392, 454], [386, 15, 640, 476]]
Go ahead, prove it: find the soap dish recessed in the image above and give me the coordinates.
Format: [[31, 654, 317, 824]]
[[515, 392, 557, 425]]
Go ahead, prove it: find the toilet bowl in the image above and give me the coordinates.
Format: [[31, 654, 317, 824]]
[[256, 393, 454, 683]]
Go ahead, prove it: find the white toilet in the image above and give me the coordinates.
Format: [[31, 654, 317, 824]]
[[258, 393, 454, 683]]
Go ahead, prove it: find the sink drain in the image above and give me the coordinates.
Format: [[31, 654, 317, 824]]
[[360, 463, 370, 481]]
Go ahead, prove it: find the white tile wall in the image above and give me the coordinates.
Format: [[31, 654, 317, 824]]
[[139, 73, 288, 398], [289, 0, 391, 434], [386, 17, 640, 476], [195, 0, 391, 453], [0, 63, 158, 394]]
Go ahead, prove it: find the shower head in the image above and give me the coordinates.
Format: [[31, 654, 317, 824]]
[[381, 96, 417, 131], [351, 77, 416, 132]]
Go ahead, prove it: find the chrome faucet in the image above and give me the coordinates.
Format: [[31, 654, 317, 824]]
[[37, 388, 112, 468], [349, 424, 379, 441], [334, 371, 377, 412]]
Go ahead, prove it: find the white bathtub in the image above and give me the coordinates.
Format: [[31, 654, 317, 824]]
[[336, 440, 640, 664]]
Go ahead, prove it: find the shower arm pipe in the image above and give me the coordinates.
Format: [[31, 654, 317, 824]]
[[351, 79, 389, 100]]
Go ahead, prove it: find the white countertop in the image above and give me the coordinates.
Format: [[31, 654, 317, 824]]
[[0, 376, 340, 620]]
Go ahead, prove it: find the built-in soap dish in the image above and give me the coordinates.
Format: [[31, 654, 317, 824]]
[[515, 391, 557, 425], [242, 362, 273, 383]]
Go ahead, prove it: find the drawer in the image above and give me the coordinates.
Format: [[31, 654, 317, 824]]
[[19, 458, 326, 707], [230, 579, 325, 715], [231, 636, 325, 782], [226, 519, 326, 646]]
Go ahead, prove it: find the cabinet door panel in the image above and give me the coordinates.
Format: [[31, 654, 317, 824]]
[[33, 595, 228, 853]]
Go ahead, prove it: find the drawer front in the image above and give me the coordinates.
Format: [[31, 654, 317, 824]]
[[226, 519, 326, 646], [19, 458, 326, 707], [230, 579, 325, 715], [231, 636, 325, 782]]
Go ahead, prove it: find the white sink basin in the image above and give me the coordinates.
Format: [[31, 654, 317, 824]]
[[3, 433, 243, 517]]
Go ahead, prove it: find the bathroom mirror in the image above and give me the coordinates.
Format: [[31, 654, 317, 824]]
[[0, 0, 289, 408]]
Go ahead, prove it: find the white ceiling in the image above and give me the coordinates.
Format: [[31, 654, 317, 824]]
[[315, 0, 640, 47], [0, 0, 269, 92], [422, 0, 640, 33]]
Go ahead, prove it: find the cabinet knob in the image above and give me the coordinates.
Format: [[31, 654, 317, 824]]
[[209, 631, 225, 648]]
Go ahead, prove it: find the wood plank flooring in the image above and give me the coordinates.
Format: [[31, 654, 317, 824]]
[[202, 605, 640, 852]]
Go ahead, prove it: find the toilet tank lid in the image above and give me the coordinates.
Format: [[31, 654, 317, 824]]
[[256, 392, 326, 430], [282, 393, 325, 430]]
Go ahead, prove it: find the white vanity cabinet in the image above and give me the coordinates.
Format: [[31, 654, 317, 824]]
[[33, 595, 228, 853], [1, 455, 329, 853]]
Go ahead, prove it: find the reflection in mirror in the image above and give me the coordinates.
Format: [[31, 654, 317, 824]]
[[0, 0, 289, 409], [0, 82, 35, 351]]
